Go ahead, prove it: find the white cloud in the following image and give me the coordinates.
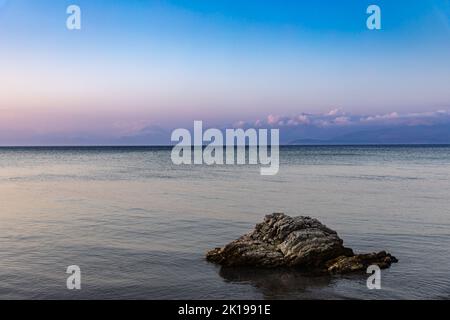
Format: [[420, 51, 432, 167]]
[[326, 108, 344, 116], [334, 116, 351, 125], [234, 109, 450, 129]]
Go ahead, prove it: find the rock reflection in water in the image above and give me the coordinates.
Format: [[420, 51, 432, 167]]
[[218, 267, 334, 299]]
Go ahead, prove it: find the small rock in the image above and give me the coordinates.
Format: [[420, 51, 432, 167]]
[[326, 251, 399, 274]]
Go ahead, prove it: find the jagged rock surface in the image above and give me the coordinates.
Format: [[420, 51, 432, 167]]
[[206, 213, 398, 274]]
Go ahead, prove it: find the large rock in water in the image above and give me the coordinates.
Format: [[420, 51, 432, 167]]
[[206, 213, 397, 274]]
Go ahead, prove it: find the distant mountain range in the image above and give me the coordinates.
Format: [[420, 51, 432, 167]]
[[289, 125, 450, 145], [116, 124, 450, 146]]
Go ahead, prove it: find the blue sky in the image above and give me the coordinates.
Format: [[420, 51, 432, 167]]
[[0, 0, 449, 144]]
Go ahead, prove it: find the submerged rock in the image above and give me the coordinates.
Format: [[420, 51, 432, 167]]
[[206, 213, 397, 274]]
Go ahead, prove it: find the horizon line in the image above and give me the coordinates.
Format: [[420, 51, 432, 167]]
[[1, 143, 450, 148]]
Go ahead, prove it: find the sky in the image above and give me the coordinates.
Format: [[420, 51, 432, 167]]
[[0, 0, 450, 145]]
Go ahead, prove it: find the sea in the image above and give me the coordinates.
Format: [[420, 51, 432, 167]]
[[0, 145, 449, 299]]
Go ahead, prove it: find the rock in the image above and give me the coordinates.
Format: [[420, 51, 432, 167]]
[[206, 213, 398, 274], [326, 251, 398, 274]]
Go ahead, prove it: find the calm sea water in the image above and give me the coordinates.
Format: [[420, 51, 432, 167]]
[[0, 146, 449, 300]]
